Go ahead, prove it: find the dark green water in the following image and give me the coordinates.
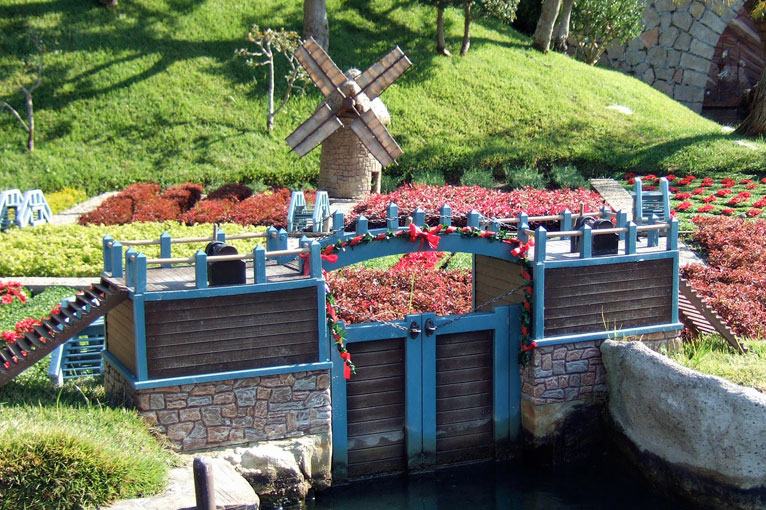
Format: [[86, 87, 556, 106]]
[[309, 456, 678, 510]]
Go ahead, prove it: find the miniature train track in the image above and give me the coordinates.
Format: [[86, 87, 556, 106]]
[[0, 280, 128, 387]]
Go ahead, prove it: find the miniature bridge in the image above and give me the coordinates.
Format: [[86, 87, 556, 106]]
[[0, 281, 127, 387]]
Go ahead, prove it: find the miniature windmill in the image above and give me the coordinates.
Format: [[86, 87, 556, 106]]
[[286, 38, 412, 198]]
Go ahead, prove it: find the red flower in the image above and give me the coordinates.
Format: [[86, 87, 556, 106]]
[[523, 300, 531, 311], [747, 209, 762, 217], [698, 204, 714, 213], [740, 179, 753, 184], [666, 174, 677, 181], [692, 188, 705, 195], [674, 192, 692, 200], [676, 201, 692, 211], [701, 195, 716, 203], [747, 184, 758, 190], [722, 208, 735, 215], [2, 331, 18, 343], [716, 189, 733, 197], [521, 269, 532, 281], [520, 325, 528, 336], [349, 235, 363, 247], [324, 245, 335, 256], [721, 178, 736, 188], [376, 233, 387, 241]]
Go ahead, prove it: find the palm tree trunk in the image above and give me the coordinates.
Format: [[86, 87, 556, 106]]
[[437, 7, 451, 56], [533, 0, 562, 53], [460, 3, 471, 56], [735, 68, 766, 136]]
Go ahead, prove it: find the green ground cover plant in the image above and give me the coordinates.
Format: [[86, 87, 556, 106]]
[[2, 0, 765, 195], [0, 288, 173, 510], [0, 222, 266, 277], [45, 188, 87, 215], [673, 335, 766, 393]]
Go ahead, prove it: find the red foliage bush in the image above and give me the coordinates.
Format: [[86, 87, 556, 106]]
[[180, 199, 235, 225], [325, 265, 472, 324], [682, 216, 766, 338], [207, 183, 253, 202], [350, 184, 604, 228], [133, 197, 181, 223], [79, 196, 134, 225], [163, 183, 203, 211]]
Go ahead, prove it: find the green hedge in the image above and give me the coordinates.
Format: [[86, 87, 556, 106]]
[[0, 222, 266, 277]]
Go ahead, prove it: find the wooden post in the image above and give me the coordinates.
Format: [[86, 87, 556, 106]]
[[386, 203, 399, 230], [439, 204, 452, 226], [634, 177, 643, 226], [413, 207, 425, 227], [102, 235, 114, 273], [216, 228, 226, 243], [195, 250, 208, 289], [561, 209, 572, 240], [299, 235, 310, 274], [659, 177, 670, 222], [616, 210, 627, 241], [518, 212, 529, 244], [356, 216, 369, 235], [193, 457, 216, 510], [277, 228, 290, 264], [467, 210, 480, 228], [253, 245, 266, 283], [111, 241, 123, 279], [626, 221, 637, 255], [668, 217, 679, 251], [534, 226, 547, 262], [125, 248, 137, 288], [266, 226, 278, 252], [648, 214, 659, 248], [160, 232, 172, 268], [135, 253, 147, 294], [310, 241, 322, 278], [580, 224, 592, 259]]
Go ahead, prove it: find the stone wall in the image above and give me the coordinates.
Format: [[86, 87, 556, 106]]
[[604, 0, 743, 112], [319, 123, 381, 199], [105, 361, 331, 452], [519, 330, 680, 464]]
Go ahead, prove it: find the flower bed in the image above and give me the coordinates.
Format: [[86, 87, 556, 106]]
[[350, 184, 605, 227], [682, 216, 766, 339]]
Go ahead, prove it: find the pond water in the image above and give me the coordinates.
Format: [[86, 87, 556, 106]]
[[308, 454, 678, 510]]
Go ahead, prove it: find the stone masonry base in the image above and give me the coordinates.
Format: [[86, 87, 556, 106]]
[[104, 361, 331, 452]]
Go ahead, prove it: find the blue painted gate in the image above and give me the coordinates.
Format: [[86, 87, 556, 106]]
[[331, 305, 521, 480]]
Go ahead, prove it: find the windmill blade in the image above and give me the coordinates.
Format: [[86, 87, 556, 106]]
[[295, 38, 347, 98], [286, 103, 344, 157], [348, 109, 403, 168], [356, 46, 412, 101]]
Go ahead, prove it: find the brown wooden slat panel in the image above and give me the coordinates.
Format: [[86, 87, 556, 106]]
[[437, 353, 492, 372], [106, 301, 136, 375], [437, 392, 492, 413], [347, 403, 404, 424], [146, 288, 316, 313], [544, 313, 672, 336], [149, 354, 313, 379], [147, 323, 317, 349], [437, 417, 492, 437], [437, 406, 492, 425], [348, 390, 404, 411], [435, 445, 493, 466], [545, 280, 673, 301], [145, 299, 316, 324], [145, 312, 317, 337], [149, 342, 317, 371], [437, 379, 492, 398], [341, 362, 406, 382], [347, 457, 407, 478], [344, 348, 404, 365], [545, 293, 672, 320], [348, 416, 405, 437], [147, 330, 316, 355], [544, 305, 671, 330], [436, 366, 491, 385], [436, 430, 494, 451], [474, 256, 525, 307]]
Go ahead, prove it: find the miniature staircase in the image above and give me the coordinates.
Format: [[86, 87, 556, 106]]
[[678, 278, 746, 354], [0, 281, 128, 387], [287, 191, 330, 233]]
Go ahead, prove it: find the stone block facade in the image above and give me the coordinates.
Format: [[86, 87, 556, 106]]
[[319, 125, 381, 199], [604, 0, 743, 112], [105, 362, 331, 452]]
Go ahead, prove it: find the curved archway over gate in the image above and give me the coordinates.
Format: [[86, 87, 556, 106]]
[[317, 211, 527, 481]]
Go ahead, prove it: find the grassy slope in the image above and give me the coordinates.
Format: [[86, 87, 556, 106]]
[[1, 0, 765, 195]]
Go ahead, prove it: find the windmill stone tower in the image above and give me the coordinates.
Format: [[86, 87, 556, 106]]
[[286, 39, 411, 199]]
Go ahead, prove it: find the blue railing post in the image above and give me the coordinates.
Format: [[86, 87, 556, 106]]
[[561, 209, 572, 240], [299, 235, 310, 274], [102, 235, 114, 273], [310, 241, 322, 278], [413, 208, 425, 227], [668, 217, 679, 251], [135, 253, 147, 294], [125, 248, 137, 288], [266, 226, 278, 252], [439, 204, 452, 226], [534, 226, 547, 262], [253, 245, 266, 283], [616, 210, 627, 241], [160, 232, 172, 268], [659, 177, 670, 222], [648, 214, 659, 248], [386, 203, 399, 230], [634, 177, 643, 225], [580, 224, 592, 259], [195, 250, 208, 289], [111, 241, 123, 279], [626, 221, 637, 255], [467, 210, 480, 228], [356, 216, 369, 235], [277, 228, 290, 264], [216, 228, 226, 243], [518, 212, 529, 244]]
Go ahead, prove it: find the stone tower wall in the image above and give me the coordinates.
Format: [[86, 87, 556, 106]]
[[319, 121, 381, 199]]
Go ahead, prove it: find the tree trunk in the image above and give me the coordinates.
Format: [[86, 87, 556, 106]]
[[303, 0, 329, 51], [552, 0, 574, 52], [267, 50, 275, 132], [25, 90, 33, 152], [437, 7, 451, 56], [460, 3, 471, 56], [533, 0, 562, 53], [735, 68, 766, 137]]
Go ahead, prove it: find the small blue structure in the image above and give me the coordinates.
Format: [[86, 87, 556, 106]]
[[632, 177, 670, 225], [287, 191, 330, 232], [47, 318, 105, 386], [0, 188, 51, 230], [0, 189, 24, 230]]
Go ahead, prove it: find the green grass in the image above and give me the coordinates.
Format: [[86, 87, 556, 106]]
[[672, 335, 766, 393], [0, 290, 173, 509], [2, 0, 765, 195]]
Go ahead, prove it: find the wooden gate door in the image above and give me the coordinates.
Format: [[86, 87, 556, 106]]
[[331, 305, 521, 480]]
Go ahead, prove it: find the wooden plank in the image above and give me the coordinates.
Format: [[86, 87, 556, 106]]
[[146, 288, 316, 313], [148, 353, 315, 379], [437, 392, 492, 412], [437, 406, 492, 425], [347, 403, 404, 423], [436, 353, 493, 372], [437, 417, 492, 437], [436, 366, 491, 385], [544, 304, 671, 330], [545, 279, 672, 300], [436, 379, 492, 398], [435, 444, 493, 465], [356, 46, 411, 99], [145, 299, 316, 324], [436, 431, 493, 452], [146, 333, 317, 359], [148, 342, 317, 371], [145, 313, 317, 337], [346, 376, 405, 396], [545, 294, 672, 320], [347, 390, 404, 411], [348, 110, 401, 167], [348, 416, 405, 437]]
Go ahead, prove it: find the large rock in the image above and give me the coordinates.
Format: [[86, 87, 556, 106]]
[[223, 434, 331, 505], [601, 341, 766, 509], [105, 457, 259, 510]]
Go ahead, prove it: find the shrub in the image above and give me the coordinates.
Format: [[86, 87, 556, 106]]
[[121, 183, 161, 203], [460, 168, 496, 189], [325, 265, 472, 323], [79, 196, 134, 225], [571, 0, 644, 65], [45, 188, 87, 215], [550, 164, 588, 189], [351, 184, 604, 227], [0, 286, 72, 333], [132, 197, 181, 223], [411, 170, 446, 186], [207, 183, 253, 202], [162, 182, 203, 211], [380, 175, 402, 194], [505, 165, 546, 189], [180, 199, 235, 225], [228, 188, 301, 228], [682, 216, 766, 338]]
